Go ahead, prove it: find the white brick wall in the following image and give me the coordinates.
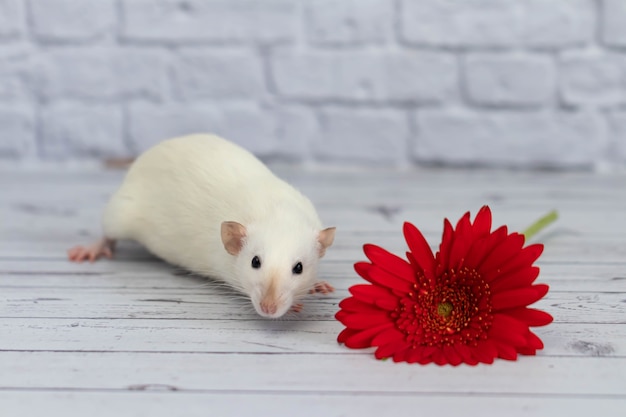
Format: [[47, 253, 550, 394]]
[[305, 0, 392, 46], [271, 50, 457, 103], [0, 105, 35, 157], [172, 50, 265, 100], [40, 103, 125, 159], [414, 109, 606, 167], [1, 0, 625, 168], [464, 54, 555, 107], [120, 0, 296, 44], [0, 0, 24, 39], [29, 0, 117, 42]]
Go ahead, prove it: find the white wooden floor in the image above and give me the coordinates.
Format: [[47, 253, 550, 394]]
[[1, 167, 625, 417]]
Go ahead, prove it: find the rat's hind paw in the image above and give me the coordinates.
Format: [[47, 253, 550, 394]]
[[309, 281, 335, 295], [67, 238, 116, 263]]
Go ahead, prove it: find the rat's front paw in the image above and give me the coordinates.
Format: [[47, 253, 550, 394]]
[[309, 281, 334, 295], [67, 238, 115, 263]]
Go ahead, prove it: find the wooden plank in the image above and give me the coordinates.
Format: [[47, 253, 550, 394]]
[[2, 169, 626, 222], [4, 229, 626, 269], [1, 391, 624, 417], [0, 352, 623, 395], [0, 319, 621, 358], [0, 262, 623, 293], [0, 285, 623, 323], [2, 167, 625, 197], [4, 204, 626, 237]]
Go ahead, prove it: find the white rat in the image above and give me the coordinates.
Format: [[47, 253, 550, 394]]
[[68, 134, 336, 318]]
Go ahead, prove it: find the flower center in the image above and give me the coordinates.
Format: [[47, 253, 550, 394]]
[[437, 301, 453, 318], [390, 267, 493, 348]]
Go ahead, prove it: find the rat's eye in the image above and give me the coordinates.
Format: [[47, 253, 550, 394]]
[[292, 262, 303, 275], [251, 256, 261, 269]]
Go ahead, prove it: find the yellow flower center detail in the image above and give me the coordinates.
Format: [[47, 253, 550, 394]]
[[437, 301, 454, 318]]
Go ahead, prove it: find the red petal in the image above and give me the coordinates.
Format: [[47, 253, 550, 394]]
[[463, 236, 491, 270], [465, 226, 508, 270], [479, 233, 525, 275], [344, 323, 394, 349], [436, 219, 455, 274], [406, 348, 423, 364], [335, 310, 349, 323], [495, 341, 518, 361], [375, 342, 406, 360], [364, 264, 414, 293], [375, 297, 399, 310], [338, 297, 383, 313], [526, 331, 545, 350], [493, 244, 544, 279], [499, 307, 553, 327], [473, 340, 498, 364], [454, 343, 478, 366], [340, 312, 392, 329], [443, 345, 463, 366], [403, 222, 436, 275], [491, 284, 550, 310], [354, 262, 374, 283], [448, 212, 472, 270], [517, 347, 537, 356], [392, 347, 411, 363], [363, 244, 415, 282], [472, 206, 492, 240], [432, 349, 448, 366], [489, 266, 540, 293], [414, 346, 439, 364], [455, 211, 471, 232], [349, 284, 397, 304], [337, 328, 359, 343], [489, 314, 529, 347], [421, 346, 439, 359], [371, 327, 405, 346]]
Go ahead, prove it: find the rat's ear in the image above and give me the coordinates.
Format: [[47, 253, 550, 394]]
[[221, 221, 247, 255], [317, 227, 336, 258]]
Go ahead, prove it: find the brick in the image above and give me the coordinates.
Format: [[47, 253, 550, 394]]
[[559, 52, 626, 106], [0, 44, 33, 101], [121, 0, 296, 44], [414, 110, 606, 167], [605, 112, 626, 162], [313, 108, 409, 164], [524, 0, 594, 48], [0, 65, 24, 100], [271, 50, 456, 103], [400, 0, 594, 48], [128, 103, 276, 156], [0, 106, 35, 157], [305, 0, 392, 45], [172, 50, 265, 100], [35, 48, 168, 101], [28, 0, 116, 42], [40, 103, 125, 159], [602, 0, 626, 46], [272, 105, 317, 161], [400, 0, 523, 47], [0, 0, 24, 38], [464, 54, 555, 106]]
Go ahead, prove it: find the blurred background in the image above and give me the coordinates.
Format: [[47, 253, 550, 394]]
[[1, 0, 625, 170]]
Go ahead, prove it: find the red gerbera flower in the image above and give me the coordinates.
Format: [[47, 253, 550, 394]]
[[336, 206, 553, 365]]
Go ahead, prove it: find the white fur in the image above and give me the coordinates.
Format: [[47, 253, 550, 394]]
[[102, 134, 328, 318]]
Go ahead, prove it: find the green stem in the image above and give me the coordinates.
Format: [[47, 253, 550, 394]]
[[522, 210, 559, 241]]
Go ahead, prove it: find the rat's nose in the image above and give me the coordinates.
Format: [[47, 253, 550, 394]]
[[260, 300, 277, 316]]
